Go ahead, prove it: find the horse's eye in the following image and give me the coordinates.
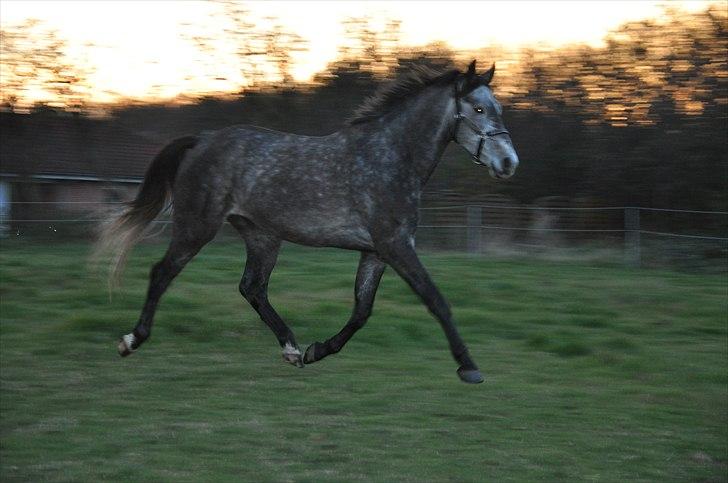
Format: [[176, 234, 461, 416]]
[[474, 106, 483, 113]]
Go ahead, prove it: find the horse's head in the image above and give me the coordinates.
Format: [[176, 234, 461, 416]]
[[453, 60, 519, 179]]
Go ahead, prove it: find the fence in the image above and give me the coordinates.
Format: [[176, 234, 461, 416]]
[[417, 204, 727, 268], [2, 201, 727, 270]]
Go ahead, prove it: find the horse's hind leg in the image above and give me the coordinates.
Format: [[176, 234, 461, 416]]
[[117, 225, 217, 356], [229, 216, 303, 368]]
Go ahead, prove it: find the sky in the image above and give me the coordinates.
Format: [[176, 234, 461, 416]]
[[0, 0, 719, 103]]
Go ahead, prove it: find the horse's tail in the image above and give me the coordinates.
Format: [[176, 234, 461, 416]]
[[93, 135, 198, 285]]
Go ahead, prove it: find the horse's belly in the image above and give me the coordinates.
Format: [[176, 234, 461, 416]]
[[278, 220, 374, 250], [237, 208, 374, 250]]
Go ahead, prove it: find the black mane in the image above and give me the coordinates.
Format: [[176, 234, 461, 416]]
[[347, 66, 460, 125]]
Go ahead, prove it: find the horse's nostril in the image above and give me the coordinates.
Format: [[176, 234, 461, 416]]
[[502, 157, 512, 172]]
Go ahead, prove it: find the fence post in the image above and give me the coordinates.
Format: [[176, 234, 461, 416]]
[[466, 205, 482, 254], [624, 207, 641, 268]]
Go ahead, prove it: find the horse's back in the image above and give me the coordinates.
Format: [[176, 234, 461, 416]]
[[171, 123, 372, 249]]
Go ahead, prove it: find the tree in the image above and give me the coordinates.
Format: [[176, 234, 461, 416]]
[[0, 19, 93, 112]]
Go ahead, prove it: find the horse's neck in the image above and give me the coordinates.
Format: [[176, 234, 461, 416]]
[[384, 88, 454, 184]]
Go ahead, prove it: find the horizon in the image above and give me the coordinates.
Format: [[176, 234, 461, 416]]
[[0, 0, 721, 106]]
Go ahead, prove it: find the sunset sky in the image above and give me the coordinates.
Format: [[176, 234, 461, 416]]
[[0, 0, 719, 103]]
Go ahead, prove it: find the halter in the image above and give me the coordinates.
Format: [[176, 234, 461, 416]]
[[452, 83, 510, 165]]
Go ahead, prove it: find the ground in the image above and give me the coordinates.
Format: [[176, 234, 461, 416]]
[[1, 240, 726, 482]]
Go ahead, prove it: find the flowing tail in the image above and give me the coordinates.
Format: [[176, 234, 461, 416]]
[[93, 135, 198, 285]]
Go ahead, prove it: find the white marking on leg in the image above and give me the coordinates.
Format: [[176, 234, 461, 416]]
[[123, 333, 136, 352], [282, 342, 300, 357]]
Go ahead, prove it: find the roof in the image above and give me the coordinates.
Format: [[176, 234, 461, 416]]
[[0, 112, 164, 181]]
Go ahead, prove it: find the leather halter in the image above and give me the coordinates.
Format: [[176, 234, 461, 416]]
[[452, 83, 510, 165]]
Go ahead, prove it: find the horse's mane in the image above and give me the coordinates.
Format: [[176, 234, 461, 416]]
[[347, 66, 460, 125]]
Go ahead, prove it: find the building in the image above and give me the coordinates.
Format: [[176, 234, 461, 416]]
[[0, 111, 163, 235]]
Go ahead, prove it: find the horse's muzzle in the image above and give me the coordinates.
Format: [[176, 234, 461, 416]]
[[492, 155, 518, 179]]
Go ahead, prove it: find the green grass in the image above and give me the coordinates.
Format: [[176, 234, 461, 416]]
[[1, 240, 726, 482]]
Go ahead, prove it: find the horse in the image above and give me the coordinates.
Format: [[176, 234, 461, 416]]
[[96, 60, 519, 384]]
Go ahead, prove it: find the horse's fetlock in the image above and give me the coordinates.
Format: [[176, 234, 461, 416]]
[[133, 326, 150, 342]]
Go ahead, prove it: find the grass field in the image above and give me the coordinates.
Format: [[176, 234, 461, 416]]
[[1, 240, 726, 482]]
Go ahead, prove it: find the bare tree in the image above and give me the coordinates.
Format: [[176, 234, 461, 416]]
[[0, 19, 93, 112], [188, 2, 306, 90], [339, 16, 401, 77], [261, 18, 307, 86]]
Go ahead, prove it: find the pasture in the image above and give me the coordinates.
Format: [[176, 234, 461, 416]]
[[1, 240, 726, 482]]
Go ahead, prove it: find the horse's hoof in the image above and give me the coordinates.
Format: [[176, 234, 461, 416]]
[[282, 343, 304, 368], [303, 342, 324, 364], [117, 333, 136, 357], [457, 367, 484, 384]]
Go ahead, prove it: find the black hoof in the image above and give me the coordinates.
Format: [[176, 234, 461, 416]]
[[303, 342, 325, 364], [457, 367, 484, 384]]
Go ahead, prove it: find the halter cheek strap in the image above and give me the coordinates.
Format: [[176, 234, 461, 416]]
[[452, 83, 510, 165]]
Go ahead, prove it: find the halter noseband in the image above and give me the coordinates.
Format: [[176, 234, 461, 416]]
[[452, 83, 510, 165]]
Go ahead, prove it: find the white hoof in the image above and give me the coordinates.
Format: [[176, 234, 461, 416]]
[[118, 333, 136, 357], [282, 342, 303, 368]]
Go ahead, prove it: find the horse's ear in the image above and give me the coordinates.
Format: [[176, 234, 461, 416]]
[[466, 60, 477, 78], [481, 63, 495, 85], [458, 60, 480, 94]]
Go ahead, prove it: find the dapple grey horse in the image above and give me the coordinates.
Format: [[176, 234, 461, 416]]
[[97, 60, 519, 384]]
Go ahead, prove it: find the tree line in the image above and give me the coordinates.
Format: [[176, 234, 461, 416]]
[[2, 6, 726, 210]]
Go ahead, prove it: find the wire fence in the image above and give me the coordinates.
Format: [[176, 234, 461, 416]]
[[2, 201, 726, 271]]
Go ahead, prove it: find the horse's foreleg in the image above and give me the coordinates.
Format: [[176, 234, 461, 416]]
[[377, 240, 483, 384], [304, 251, 386, 364]]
